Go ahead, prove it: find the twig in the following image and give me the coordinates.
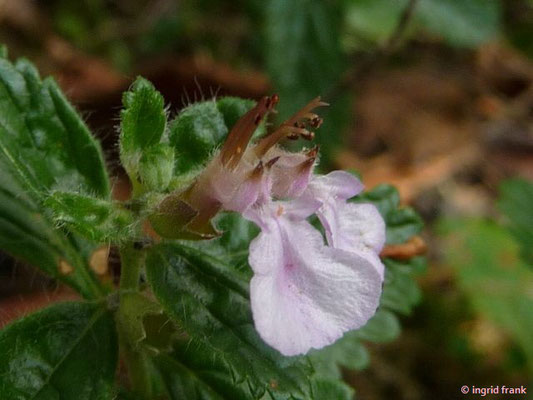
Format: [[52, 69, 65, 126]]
[[325, 0, 418, 101], [380, 235, 427, 260]]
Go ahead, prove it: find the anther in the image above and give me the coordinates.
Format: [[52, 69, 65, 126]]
[[266, 156, 280, 168], [306, 145, 319, 158], [310, 117, 323, 128], [254, 96, 327, 157], [301, 131, 314, 141], [251, 161, 264, 178], [301, 156, 316, 169]]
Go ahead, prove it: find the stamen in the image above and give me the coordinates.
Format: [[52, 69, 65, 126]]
[[220, 95, 277, 168], [266, 156, 280, 168], [254, 96, 328, 157]]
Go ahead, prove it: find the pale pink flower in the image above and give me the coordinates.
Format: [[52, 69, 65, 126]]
[[244, 201, 382, 356], [180, 95, 386, 355]]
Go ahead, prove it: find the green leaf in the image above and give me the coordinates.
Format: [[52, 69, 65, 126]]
[[0, 164, 105, 297], [138, 143, 175, 191], [194, 211, 259, 274], [344, 0, 406, 45], [0, 58, 110, 197], [354, 184, 423, 244], [354, 184, 400, 217], [0, 301, 117, 399], [169, 101, 228, 176], [45, 191, 135, 242], [416, 0, 501, 47], [355, 309, 401, 343], [439, 218, 533, 373], [0, 55, 111, 298], [216, 97, 267, 141], [498, 178, 533, 265], [146, 243, 325, 399], [169, 97, 263, 177], [309, 332, 370, 379], [385, 207, 424, 244], [311, 379, 353, 400], [264, 0, 346, 161], [216, 97, 255, 134], [120, 77, 166, 152], [119, 77, 169, 194], [116, 292, 168, 351], [380, 258, 423, 315], [344, 0, 501, 48]]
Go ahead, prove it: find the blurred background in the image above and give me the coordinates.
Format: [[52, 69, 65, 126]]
[[0, 0, 532, 398]]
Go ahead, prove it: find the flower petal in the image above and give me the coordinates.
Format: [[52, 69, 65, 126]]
[[318, 201, 386, 278], [272, 160, 315, 199], [249, 218, 382, 356], [321, 202, 386, 253], [307, 170, 364, 201], [224, 175, 262, 213]]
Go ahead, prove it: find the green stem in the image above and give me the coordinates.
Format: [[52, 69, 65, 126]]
[[119, 243, 144, 291], [117, 242, 153, 399]]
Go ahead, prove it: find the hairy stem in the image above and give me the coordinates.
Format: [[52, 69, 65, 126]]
[[117, 243, 153, 399], [119, 243, 144, 291]]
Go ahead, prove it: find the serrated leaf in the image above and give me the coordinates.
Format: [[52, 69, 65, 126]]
[[384, 207, 424, 244], [498, 178, 533, 265], [45, 191, 135, 242], [310, 379, 353, 400], [0, 55, 111, 298], [120, 77, 166, 152], [0, 58, 110, 197], [119, 77, 169, 195], [439, 219, 533, 373], [309, 332, 369, 379], [0, 301, 117, 399], [380, 258, 422, 315], [146, 243, 324, 399], [116, 292, 168, 351]]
